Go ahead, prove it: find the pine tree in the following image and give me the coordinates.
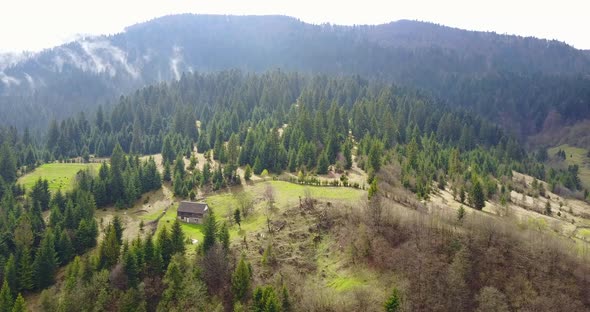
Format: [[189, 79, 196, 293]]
[[384, 288, 401, 312], [34, 230, 58, 290], [234, 208, 241, 230], [0, 280, 13, 312], [173, 155, 186, 179], [0, 142, 17, 183], [159, 255, 183, 310], [244, 165, 252, 181], [343, 141, 353, 170], [252, 156, 264, 175], [281, 284, 291, 312], [113, 216, 124, 245], [219, 223, 230, 250], [201, 211, 217, 254], [231, 255, 252, 302], [98, 226, 120, 270], [110, 144, 126, 205], [4, 255, 16, 296], [470, 180, 485, 210], [457, 205, 466, 222], [368, 178, 378, 200], [11, 293, 25, 312], [317, 152, 329, 174], [158, 226, 173, 266], [170, 220, 186, 255], [163, 161, 171, 182], [16, 248, 33, 292], [173, 172, 184, 197], [123, 251, 139, 289], [161, 136, 175, 164]]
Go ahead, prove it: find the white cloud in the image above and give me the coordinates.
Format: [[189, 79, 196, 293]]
[[0, 71, 21, 86], [51, 40, 140, 78], [24, 73, 35, 89], [170, 45, 183, 80]]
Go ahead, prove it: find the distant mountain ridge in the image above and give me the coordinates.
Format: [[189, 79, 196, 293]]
[[1, 14, 589, 136]]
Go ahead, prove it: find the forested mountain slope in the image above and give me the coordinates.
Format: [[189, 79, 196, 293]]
[[1, 14, 590, 138], [1, 69, 590, 311]]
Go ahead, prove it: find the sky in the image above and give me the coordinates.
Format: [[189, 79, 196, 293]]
[[1, 0, 589, 53]]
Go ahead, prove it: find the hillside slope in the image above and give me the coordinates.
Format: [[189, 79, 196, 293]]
[[1, 14, 590, 136]]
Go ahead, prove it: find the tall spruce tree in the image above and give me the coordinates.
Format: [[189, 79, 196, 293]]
[[470, 180, 485, 210], [231, 255, 252, 302], [0, 279, 13, 312], [170, 220, 186, 255], [34, 230, 58, 289], [16, 248, 33, 292], [11, 293, 26, 312], [201, 210, 217, 254]]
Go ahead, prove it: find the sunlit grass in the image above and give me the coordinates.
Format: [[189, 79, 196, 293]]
[[18, 163, 100, 193]]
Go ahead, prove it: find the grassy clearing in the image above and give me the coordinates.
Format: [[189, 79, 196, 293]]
[[18, 163, 100, 193], [203, 181, 365, 239], [548, 144, 590, 189], [578, 228, 590, 240], [105, 179, 366, 256], [315, 235, 375, 293], [251, 180, 365, 208]]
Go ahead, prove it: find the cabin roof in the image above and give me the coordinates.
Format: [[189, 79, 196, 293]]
[[177, 201, 209, 215]]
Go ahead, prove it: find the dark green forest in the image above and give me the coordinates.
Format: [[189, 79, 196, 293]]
[[1, 15, 590, 142]]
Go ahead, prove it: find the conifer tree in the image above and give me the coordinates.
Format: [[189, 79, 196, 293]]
[[110, 144, 126, 205], [244, 164, 252, 181], [219, 223, 230, 250], [4, 255, 17, 296], [232, 255, 252, 302], [384, 288, 401, 312], [158, 226, 173, 265], [0, 142, 17, 183], [253, 157, 263, 175], [163, 161, 171, 182], [201, 211, 217, 254], [170, 220, 185, 255], [11, 293, 25, 312], [174, 155, 185, 179], [0, 279, 13, 312], [56, 229, 74, 265], [123, 251, 139, 289], [470, 180, 485, 210], [234, 208, 241, 230], [98, 225, 120, 270], [113, 216, 124, 245], [173, 173, 185, 197], [158, 256, 183, 310], [317, 151, 329, 174], [343, 141, 353, 170], [457, 205, 466, 222], [16, 248, 33, 292], [281, 284, 291, 312], [368, 178, 378, 200], [34, 230, 58, 289]]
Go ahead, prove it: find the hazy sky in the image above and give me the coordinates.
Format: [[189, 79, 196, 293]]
[[1, 0, 589, 53]]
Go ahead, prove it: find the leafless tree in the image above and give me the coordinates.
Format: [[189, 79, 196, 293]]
[[264, 184, 276, 232]]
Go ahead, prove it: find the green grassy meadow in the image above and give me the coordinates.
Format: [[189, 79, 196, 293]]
[[147, 180, 365, 251], [18, 163, 100, 193], [548, 144, 590, 189]]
